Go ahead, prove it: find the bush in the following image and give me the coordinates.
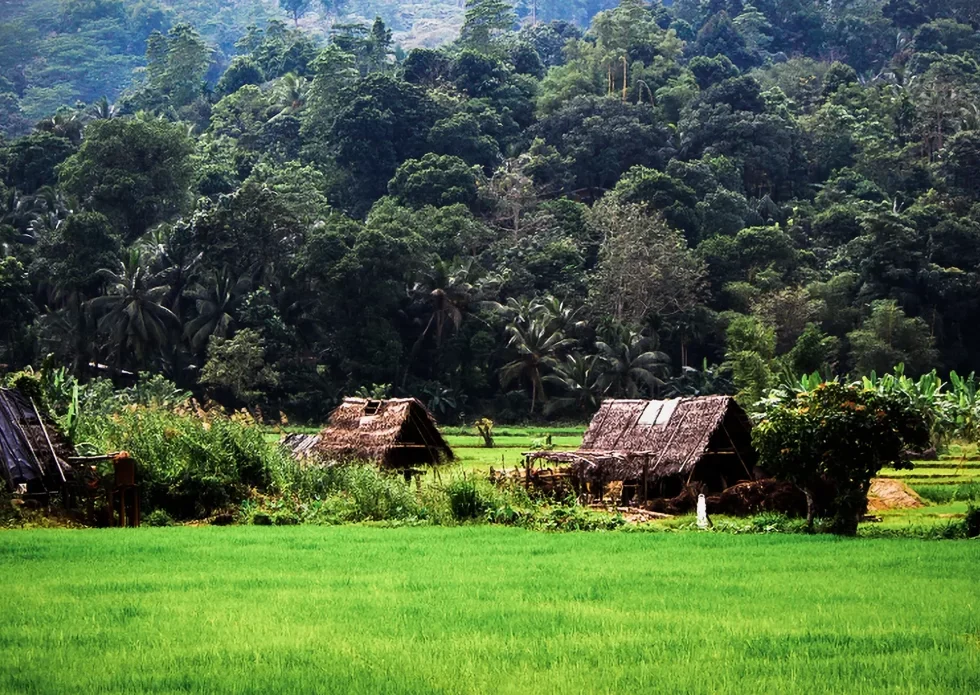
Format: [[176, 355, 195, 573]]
[[531, 506, 626, 532], [273, 511, 301, 526], [251, 512, 273, 526], [966, 505, 980, 538], [271, 464, 427, 524], [143, 509, 175, 527], [76, 403, 290, 521], [445, 478, 498, 521]]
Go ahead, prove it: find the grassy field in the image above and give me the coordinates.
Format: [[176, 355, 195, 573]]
[[0, 527, 977, 695]]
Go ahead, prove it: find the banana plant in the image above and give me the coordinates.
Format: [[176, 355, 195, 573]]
[[947, 371, 980, 448]]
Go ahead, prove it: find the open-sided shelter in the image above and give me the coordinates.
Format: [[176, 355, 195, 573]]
[[527, 396, 756, 498], [0, 388, 74, 495], [302, 397, 453, 469]]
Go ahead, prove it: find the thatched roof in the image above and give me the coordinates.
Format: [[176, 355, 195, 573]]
[[0, 388, 74, 494], [311, 398, 453, 469], [528, 396, 753, 483]]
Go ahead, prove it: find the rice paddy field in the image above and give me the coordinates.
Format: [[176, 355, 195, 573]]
[[0, 527, 977, 695]]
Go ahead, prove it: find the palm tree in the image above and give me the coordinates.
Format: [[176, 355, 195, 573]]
[[34, 110, 84, 145], [411, 260, 473, 349], [138, 225, 202, 316], [87, 249, 179, 370], [274, 73, 309, 113], [85, 96, 119, 121], [404, 259, 501, 385], [596, 326, 671, 398], [500, 316, 576, 413], [543, 353, 609, 416], [184, 269, 251, 353]]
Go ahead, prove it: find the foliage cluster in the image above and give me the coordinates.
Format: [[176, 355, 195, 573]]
[[755, 379, 931, 535], [3, 0, 980, 425]]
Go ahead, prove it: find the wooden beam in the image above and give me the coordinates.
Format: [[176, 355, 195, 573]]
[[31, 398, 65, 483]]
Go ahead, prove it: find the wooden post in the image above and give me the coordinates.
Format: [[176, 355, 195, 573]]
[[640, 457, 649, 504], [31, 398, 66, 483], [722, 421, 753, 479]]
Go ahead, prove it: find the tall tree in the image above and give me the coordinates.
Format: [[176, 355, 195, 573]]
[[88, 249, 179, 370], [461, 0, 517, 54], [279, 0, 311, 27], [588, 200, 707, 328], [57, 117, 195, 243]]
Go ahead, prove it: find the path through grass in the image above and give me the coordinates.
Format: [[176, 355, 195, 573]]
[[0, 527, 977, 694]]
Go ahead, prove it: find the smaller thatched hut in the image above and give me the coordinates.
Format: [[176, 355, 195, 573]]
[[304, 398, 453, 469], [0, 388, 74, 495], [527, 396, 756, 499]]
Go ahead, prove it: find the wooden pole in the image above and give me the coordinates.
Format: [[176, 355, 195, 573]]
[[640, 456, 649, 504], [722, 421, 753, 479], [31, 398, 66, 484]]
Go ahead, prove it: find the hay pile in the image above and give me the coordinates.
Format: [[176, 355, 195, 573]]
[[867, 478, 924, 511]]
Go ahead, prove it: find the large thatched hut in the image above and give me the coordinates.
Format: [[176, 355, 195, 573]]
[[290, 398, 453, 469], [527, 396, 757, 498]]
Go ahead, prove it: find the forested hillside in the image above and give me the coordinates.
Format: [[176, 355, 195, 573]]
[[2, 0, 980, 422]]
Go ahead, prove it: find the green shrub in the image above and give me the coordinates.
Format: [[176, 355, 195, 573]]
[[252, 512, 273, 526], [272, 464, 427, 524], [273, 511, 301, 526], [76, 404, 290, 521], [966, 505, 980, 538], [143, 509, 175, 527], [445, 478, 496, 521], [531, 506, 626, 532]]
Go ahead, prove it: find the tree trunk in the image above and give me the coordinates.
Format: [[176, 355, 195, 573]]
[[805, 487, 815, 532]]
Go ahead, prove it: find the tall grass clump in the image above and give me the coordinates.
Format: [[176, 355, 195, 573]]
[[265, 463, 429, 525], [77, 402, 292, 520]]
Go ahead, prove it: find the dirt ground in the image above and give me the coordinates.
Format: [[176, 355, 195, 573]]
[[867, 478, 925, 511]]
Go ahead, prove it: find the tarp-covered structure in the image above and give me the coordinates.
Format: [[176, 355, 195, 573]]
[[0, 388, 74, 494], [527, 396, 757, 497], [288, 398, 453, 469]]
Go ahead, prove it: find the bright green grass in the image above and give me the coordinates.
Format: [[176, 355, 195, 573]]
[[0, 527, 977, 695]]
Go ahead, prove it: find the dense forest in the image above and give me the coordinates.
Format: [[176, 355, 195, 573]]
[[2, 0, 980, 422]]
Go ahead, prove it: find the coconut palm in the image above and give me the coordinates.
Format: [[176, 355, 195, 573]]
[[500, 315, 576, 413], [543, 353, 610, 416], [34, 110, 84, 145], [596, 325, 671, 398], [87, 249, 179, 370], [86, 96, 119, 121], [274, 73, 309, 113], [410, 259, 474, 349], [184, 269, 251, 352]]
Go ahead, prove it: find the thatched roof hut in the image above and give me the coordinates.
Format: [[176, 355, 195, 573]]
[[528, 396, 756, 496], [0, 388, 74, 495], [303, 398, 453, 469]]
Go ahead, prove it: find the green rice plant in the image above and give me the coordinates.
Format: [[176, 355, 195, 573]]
[[1, 528, 977, 695], [913, 482, 980, 504]]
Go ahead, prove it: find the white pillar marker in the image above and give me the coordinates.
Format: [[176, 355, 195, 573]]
[[697, 493, 711, 529]]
